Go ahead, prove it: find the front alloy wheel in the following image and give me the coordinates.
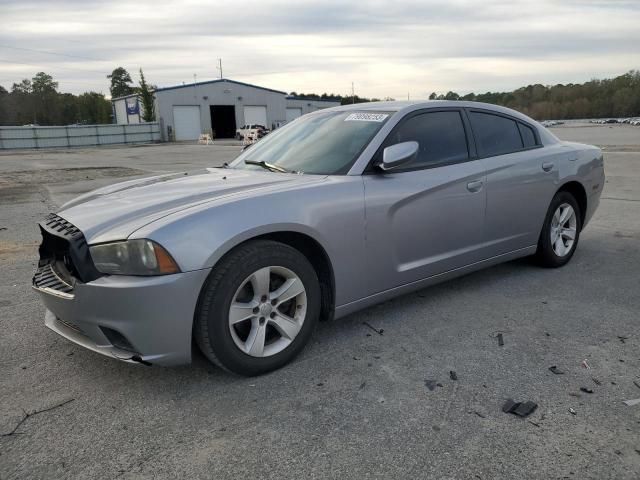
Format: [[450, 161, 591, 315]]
[[229, 266, 307, 357], [194, 240, 320, 376]]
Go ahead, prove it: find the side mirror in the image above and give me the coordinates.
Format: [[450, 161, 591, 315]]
[[380, 141, 419, 171]]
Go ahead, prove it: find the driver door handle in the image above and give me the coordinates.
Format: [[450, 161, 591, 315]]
[[466, 180, 483, 193]]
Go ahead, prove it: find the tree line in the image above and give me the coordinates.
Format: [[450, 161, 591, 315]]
[[0, 67, 155, 126], [427, 70, 640, 120], [293, 70, 640, 120], [2, 69, 638, 126]]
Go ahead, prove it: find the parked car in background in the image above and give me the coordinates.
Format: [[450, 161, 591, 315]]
[[33, 101, 604, 376], [235, 124, 268, 140]]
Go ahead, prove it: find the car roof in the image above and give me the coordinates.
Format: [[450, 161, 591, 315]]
[[326, 100, 538, 124]]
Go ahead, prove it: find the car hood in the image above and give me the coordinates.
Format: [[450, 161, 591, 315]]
[[57, 168, 323, 244]]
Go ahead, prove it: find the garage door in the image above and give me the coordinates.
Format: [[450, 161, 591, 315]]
[[286, 107, 302, 122], [243, 106, 267, 128], [173, 106, 201, 141]]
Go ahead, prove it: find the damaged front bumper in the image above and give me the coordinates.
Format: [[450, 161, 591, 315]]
[[35, 269, 210, 366]]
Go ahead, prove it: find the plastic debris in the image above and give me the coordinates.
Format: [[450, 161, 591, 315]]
[[497, 333, 504, 346], [449, 371, 458, 381], [502, 399, 538, 417], [569, 408, 577, 415], [549, 366, 565, 375], [581, 359, 591, 369], [580, 387, 594, 394], [622, 398, 640, 406], [618, 336, 629, 343], [363, 321, 384, 335], [425, 379, 438, 391]]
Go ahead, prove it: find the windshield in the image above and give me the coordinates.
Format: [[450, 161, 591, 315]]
[[231, 110, 391, 175]]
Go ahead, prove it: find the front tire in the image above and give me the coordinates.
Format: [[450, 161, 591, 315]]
[[536, 191, 582, 268], [194, 240, 321, 376]]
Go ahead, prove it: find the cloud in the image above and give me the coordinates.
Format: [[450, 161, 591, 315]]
[[0, 0, 638, 98]]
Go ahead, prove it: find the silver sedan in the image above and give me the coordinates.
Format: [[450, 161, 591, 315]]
[[33, 101, 604, 375]]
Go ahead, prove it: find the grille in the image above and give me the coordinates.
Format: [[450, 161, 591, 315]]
[[35, 213, 101, 289], [43, 213, 83, 240], [33, 263, 75, 298]]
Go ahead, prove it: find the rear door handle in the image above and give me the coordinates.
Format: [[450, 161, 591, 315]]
[[542, 162, 554, 172], [466, 180, 483, 193]]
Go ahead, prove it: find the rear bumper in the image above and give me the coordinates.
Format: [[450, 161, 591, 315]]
[[36, 269, 210, 366]]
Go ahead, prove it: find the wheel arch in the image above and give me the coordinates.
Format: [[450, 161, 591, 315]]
[[557, 181, 587, 228], [202, 229, 336, 323]]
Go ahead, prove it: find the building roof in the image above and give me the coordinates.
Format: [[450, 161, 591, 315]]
[[286, 96, 341, 103], [153, 78, 287, 95]]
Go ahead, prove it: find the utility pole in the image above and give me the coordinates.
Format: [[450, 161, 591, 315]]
[[193, 74, 197, 99], [217, 59, 223, 79], [407, 92, 410, 101], [351, 82, 355, 104]]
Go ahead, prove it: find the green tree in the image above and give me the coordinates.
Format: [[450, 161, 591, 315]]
[[31, 72, 59, 124], [107, 67, 134, 98], [137, 69, 155, 122], [77, 92, 112, 124], [428, 92, 437, 100]]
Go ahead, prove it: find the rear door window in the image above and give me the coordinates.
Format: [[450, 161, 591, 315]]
[[469, 111, 524, 157], [384, 110, 469, 170]]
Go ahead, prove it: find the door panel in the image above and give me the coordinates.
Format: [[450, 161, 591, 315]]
[[481, 148, 560, 254], [363, 160, 486, 294]]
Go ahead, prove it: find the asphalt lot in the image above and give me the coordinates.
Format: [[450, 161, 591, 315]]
[[1, 124, 639, 479]]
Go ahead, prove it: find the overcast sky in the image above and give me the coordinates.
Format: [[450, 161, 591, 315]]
[[1, 0, 638, 99]]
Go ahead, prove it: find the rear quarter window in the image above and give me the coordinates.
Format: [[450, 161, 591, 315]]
[[469, 111, 524, 157], [518, 123, 537, 148]]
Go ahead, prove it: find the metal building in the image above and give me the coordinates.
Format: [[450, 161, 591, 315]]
[[111, 79, 340, 141]]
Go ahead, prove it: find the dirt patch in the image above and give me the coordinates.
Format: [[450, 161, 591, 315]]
[[0, 241, 39, 259], [0, 167, 144, 202]]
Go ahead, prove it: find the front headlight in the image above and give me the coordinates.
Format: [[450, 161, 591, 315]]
[[89, 239, 180, 276]]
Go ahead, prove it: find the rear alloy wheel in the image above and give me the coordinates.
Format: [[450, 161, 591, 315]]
[[194, 240, 320, 376], [536, 191, 582, 268]]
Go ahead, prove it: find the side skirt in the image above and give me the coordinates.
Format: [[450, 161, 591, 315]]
[[334, 245, 537, 319]]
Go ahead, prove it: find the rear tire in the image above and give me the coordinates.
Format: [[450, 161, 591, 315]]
[[194, 240, 321, 376], [535, 191, 582, 268]]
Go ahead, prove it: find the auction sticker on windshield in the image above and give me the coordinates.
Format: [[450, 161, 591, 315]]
[[344, 113, 389, 122]]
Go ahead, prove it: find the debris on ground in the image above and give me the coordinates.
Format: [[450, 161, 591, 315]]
[[618, 336, 629, 343], [473, 411, 486, 418], [528, 420, 541, 427], [497, 333, 504, 346], [633, 381, 640, 390], [449, 371, 458, 381], [425, 379, 438, 391], [569, 392, 581, 398], [580, 387, 594, 394], [549, 366, 565, 375], [502, 399, 538, 417], [1, 398, 75, 437], [622, 398, 640, 406], [569, 408, 577, 415], [363, 321, 384, 335], [0, 227, 7, 231], [359, 382, 366, 390], [581, 359, 591, 369], [592, 377, 602, 386]]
